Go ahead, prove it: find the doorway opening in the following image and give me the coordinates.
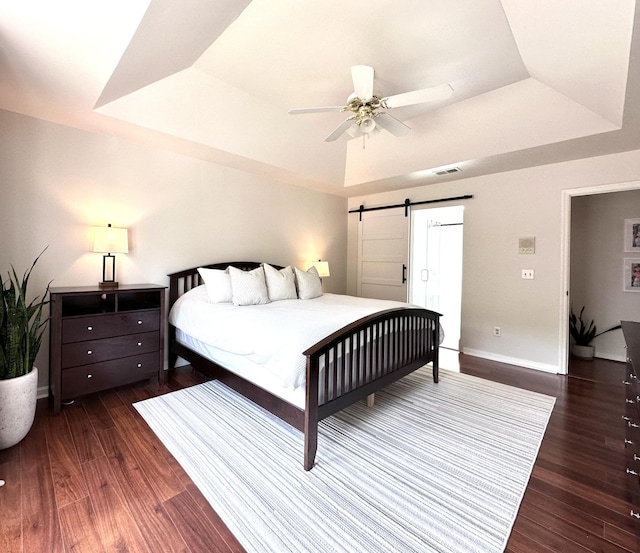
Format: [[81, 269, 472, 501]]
[[410, 206, 464, 356], [560, 180, 640, 375]]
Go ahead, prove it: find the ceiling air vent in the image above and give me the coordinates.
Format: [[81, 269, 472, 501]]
[[433, 167, 461, 176]]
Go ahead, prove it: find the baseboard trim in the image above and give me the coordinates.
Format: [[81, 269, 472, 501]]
[[37, 385, 49, 400], [461, 348, 560, 374], [594, 352, 627, 363]]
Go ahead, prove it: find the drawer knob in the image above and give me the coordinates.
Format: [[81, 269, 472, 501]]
[[626, 468, 639, 476], [137, 363, 142, 368], [632, 511, 640, 520], [623, 380, 631, 385], [137, 320, 143, 325], [626, 438, 634, 446], [87, 326, 93, 331], [87, 374, 93, 379], [627, 398, 635, 404], [87, 350, 93, 355], [137, 342, 142, 347]]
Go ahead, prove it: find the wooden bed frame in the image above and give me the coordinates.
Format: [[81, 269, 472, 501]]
[[167, 261, 440, 470]]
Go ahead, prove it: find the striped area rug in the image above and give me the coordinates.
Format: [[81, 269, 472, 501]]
[[134, 368, 555, 553]]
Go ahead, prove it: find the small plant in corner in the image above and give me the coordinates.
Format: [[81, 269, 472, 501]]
[[0, 248, 51, 380], [569, 305, 622, 347]]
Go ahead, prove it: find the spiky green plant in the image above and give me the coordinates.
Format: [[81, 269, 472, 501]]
[[0, 249, 50, 380], [569, 305, 621, 346]]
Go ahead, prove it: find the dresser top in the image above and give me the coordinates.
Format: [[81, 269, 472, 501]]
[[50, 283, 166, 295]]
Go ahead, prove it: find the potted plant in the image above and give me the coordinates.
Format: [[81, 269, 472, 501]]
[[569, 305, 621, 360], [0, 250, 50, 449]]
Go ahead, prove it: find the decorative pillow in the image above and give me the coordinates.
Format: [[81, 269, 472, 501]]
[[294, 265, 323, 299], [263, 264, 297, 301], [228, 265, 270, 306], [197, 267, 232, 303]]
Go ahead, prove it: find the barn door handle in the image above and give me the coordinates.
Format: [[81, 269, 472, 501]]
[[402, 264, 407, 283]]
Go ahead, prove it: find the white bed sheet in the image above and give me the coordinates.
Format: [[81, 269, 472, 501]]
[[175, 330, 307, 408], [169, 286, 418, 391]]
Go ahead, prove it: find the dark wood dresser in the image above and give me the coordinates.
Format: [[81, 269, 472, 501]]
[[622, 320, 640, 523], [49, 284, 166, 415]]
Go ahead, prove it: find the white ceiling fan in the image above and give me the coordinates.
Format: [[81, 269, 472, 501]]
[[288, 65, 453, 142]]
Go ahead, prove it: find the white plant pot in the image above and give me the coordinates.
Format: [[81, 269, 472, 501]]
[[0, 367, 38, 449], [571, 345, 594, 360]]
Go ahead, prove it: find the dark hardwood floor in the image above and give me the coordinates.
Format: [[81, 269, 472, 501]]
[[464, 355, 639, 553], [0, 356, 638, 552]]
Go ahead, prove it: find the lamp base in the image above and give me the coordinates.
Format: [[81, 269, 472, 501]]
[[99, 281, 119, 289]]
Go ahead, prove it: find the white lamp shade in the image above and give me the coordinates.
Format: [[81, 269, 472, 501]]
[[92, 226, 129, 254], [310, 260, 330, 278], [360, 117, 376, 134]]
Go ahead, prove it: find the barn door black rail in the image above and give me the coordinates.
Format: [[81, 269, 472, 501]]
[[349, 195, 473, 221]]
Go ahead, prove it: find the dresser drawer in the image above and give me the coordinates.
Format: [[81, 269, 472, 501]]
[[62, 310, 160, 343], [61, 352, 159, 400], [625, 441, 640, 487], [61, 331, 159, 368], [625, 393, 640, 420], [625, 414, 640, 450]]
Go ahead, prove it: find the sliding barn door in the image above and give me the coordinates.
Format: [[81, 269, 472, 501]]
[[357, 207, 409, 301]]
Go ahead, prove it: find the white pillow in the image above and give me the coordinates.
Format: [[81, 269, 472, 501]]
[[263, 264, 297, 301], [197, 267, 232, 303], [228, 265, 270, 306], [294, 265, 323, 299]]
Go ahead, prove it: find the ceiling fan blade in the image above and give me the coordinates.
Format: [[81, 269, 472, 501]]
[[345, 123, 361, 138], [383, 84, 453, 109], [374, 113, 411, 137], [324, 117, 356, 142], [351, 65, 374, 100], [288, 106, 344, 114]]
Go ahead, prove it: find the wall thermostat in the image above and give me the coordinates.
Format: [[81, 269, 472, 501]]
[[519, 236, 535, 254]]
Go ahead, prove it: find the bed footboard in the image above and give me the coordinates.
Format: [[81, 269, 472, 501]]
[[302, 307, 440, 470]]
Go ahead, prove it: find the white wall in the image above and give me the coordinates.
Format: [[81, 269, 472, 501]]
[[570, 189, 640, 361], [348, 151, 640, 373], [0, 109, 348, 391]]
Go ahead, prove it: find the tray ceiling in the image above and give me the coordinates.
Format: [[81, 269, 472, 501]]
[[0, 0, 638, 196]]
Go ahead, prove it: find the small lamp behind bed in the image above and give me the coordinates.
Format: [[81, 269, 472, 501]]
[[309, 260, 330, 279]]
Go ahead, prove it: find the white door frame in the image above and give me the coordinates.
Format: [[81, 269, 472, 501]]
[[559, 179, 640, 374], [409, 206, 464, 351]]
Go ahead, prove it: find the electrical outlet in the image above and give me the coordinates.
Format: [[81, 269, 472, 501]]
[[521, 269, 535, 280], [493, 326, 501, 337]]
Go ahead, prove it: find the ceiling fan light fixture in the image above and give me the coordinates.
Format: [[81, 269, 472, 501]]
[[289, 65, 452, 142], [361, 116, 376, 133]]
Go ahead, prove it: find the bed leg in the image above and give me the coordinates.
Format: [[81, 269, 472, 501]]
[[304, 357, 320, 470], [366, 393, 375, 407], [168, 351, 178, 371], [433, 320, 440, 383], [304, 426, 317, 471]]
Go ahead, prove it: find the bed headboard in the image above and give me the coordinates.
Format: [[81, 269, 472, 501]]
[[167, 262, 284, 308]]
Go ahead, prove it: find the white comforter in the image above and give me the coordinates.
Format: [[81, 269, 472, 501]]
[[169, 286, 418, 390]]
